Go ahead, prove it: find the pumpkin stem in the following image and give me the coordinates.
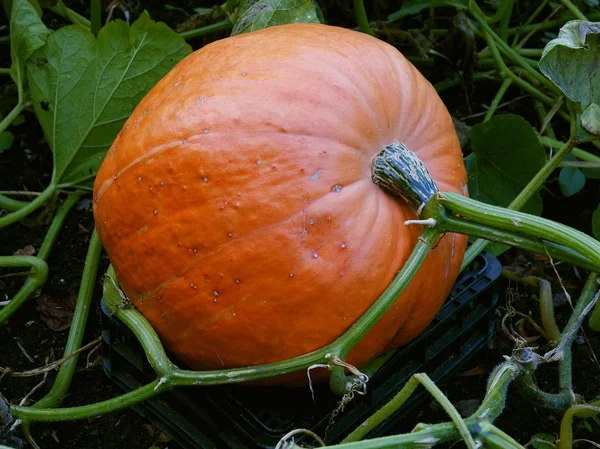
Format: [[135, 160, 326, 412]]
[[371, 142, 439, 211]]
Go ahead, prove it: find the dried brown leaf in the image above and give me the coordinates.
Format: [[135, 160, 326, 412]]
[[12, 245, 36, 256], [35, 292, 77, 331]]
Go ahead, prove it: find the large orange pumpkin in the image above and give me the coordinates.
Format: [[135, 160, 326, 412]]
[[93, 23, 468, 384]]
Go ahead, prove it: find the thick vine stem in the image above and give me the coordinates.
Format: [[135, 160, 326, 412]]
[[330, 360, 522, 448], [560, 274, 597, 391], [347, 360, 519, 446], [10, 227, 439, 422], [372, 142, 600, 332], [0, 257, 48, 310], [175, 229, 438, 392], [440, 199, 600, 328], [0, 184, 58, 229], [437, 216, 597, 273], [559, 400, 600, 449], [436, 192, 600, 272], [479, 423, 526, 449], [104, 284, 173, 378], [0, 101, 28, 136], [0, 261, 46, 321], [516, 274, 599, 411], [12, 380, 167, 422], [370, 140, 597, 275], [0, 193, 29, 212], [516, 372, 575, 411], [459, 56, 572, 269], [19, 228, 102, 432]]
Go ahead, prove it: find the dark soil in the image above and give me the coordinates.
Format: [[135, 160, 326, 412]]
[[1, 1, 600, 449]]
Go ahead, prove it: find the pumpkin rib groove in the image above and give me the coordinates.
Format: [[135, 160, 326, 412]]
[[390, 61, 424, 148], [305, 47, 381, 132], [319, 28, 411, 141], [134, 179, 372, 298], [95, 139, 181, 202], [95, 131, 371, 205], [98, 142, 372, 295], [323, 37, 402, 138], [186, 219, 356, 338], [280, 188, 393, 348], [205, 58, 381, 142], [316, 36, 414, 146], [151, 186, 409, 367], [387, 51, 445, 155]]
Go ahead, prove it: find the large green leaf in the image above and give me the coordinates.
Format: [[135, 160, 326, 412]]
[[539, 21, 600, 141], [231, 0, 320, 36], [9, 0, 50, 99], [26, 12, 192, 185], [467, 114, 546, 216], [388, 0, 469, 22]]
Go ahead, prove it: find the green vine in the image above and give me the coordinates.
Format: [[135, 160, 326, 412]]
[[0, 192, 83, 323], [354, 0, 373, 35]]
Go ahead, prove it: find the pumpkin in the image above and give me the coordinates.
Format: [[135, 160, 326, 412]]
[[93, 23, 468, 385]]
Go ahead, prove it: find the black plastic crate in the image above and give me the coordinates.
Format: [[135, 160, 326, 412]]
[[100, 251, 501, 449]]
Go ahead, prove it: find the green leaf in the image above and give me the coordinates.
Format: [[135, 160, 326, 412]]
[[530, 433, 556, 449], [559, 166, 586, 196], [539, 21, 600, 141], [582, 102, 600, 135], [9, 0, 50, 99], [388, 0, 469, 22], [231, 0, 320, 36], [467, 114, 546, 216], [26, 12, 192, 185], [0, 132, 15, 153]]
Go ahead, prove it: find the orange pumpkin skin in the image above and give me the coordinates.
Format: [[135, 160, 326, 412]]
[[93, 23, 468, 385]]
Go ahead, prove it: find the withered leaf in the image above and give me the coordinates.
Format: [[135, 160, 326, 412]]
[[35, 291, 77, 331], [13, 245, 36, 256]]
